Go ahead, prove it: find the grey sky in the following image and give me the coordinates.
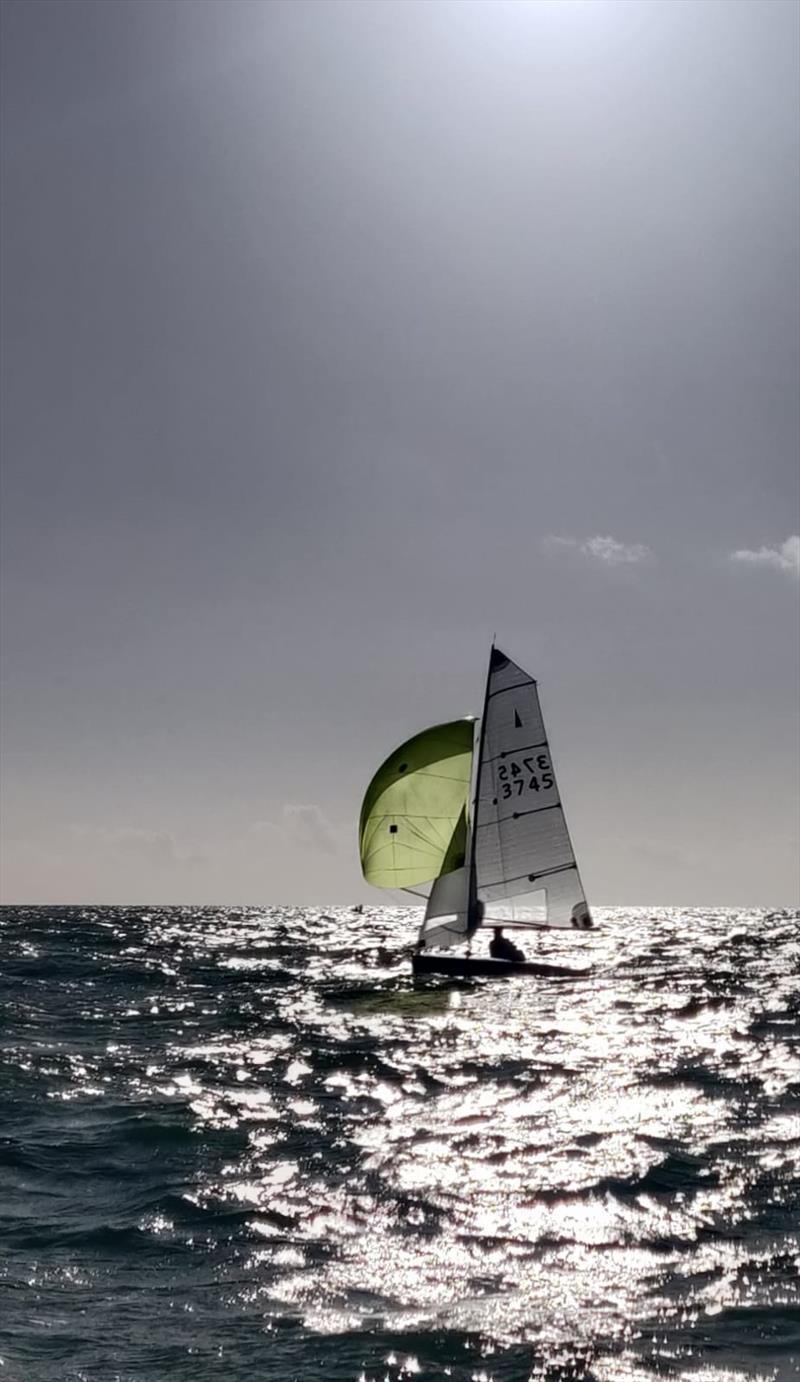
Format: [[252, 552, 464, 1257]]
[[1, 0, 798, 906]]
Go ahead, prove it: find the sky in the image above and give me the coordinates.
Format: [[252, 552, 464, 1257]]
[[1, 0, 798, 907]]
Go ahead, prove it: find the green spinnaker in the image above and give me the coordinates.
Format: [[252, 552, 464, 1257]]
[[359, 719, 475, 889]]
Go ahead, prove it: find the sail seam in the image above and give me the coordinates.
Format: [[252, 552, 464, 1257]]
[[403, 770, 473, 783], [369, 813, 472, 821]]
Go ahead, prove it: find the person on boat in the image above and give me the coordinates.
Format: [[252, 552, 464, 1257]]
[[489, 927, 525, 962]]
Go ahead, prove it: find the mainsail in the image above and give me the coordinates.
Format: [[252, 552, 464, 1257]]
[[472, 648, 592, 931]]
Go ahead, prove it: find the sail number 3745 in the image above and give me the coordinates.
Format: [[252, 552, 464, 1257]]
[[496, 754, 554, 798]]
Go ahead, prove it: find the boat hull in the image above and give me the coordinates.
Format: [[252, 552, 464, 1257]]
[[411, 953, 588, 980]]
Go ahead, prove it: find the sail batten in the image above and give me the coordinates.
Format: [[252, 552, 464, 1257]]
[[483, 740, 548, 762]]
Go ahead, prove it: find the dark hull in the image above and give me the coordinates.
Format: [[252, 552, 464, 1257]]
[[412, 953, 588, 980]]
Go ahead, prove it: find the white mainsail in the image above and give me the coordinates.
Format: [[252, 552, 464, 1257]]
[[417, 646, 592, 947], [472, 648, 592, 931]]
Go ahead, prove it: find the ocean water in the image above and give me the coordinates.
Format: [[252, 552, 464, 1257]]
[[1, 906, 798, 1382]]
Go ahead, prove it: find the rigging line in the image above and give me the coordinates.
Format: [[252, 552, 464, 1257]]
[[468, 641, 494, 921], [483, 656, 515, 925]]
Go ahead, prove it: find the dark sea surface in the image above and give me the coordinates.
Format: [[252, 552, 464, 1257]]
[[1, 906, 798, 1382]]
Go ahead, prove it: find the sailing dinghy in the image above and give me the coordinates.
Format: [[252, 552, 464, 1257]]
[[359, 647, 593, 979]]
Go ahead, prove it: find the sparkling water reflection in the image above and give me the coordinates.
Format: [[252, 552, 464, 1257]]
[[0, 905, 798, 1381]]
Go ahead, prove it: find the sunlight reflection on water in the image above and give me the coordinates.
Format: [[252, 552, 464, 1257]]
[[1, 905, 798, 1381]]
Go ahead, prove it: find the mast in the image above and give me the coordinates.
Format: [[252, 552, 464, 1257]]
[[466, 640, 495, 931]]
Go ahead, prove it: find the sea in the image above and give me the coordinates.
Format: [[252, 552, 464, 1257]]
[[1, 906, 798, 1382]]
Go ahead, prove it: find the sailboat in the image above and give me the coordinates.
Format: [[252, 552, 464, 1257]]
[[359, 646, 593, 979]]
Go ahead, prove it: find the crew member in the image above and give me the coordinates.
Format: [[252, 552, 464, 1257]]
[[489, 926, 525, 962]]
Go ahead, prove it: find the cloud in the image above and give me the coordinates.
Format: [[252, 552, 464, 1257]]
[[629, 839, 699, 870], [108, 829, 182, 864], [250, 805, 340, 856], [542, 535, 580, 555], [69, 826, 202, 866], [582, 535, 653, 565], [730, 535, 800, 578], [282, 804, 339, 854], [543, 534, 653, 565]]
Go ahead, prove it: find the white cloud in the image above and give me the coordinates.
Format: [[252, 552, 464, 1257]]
[[108, 828, 182, 864], [582, 535, 653, 564], [730, 535, 800, 578], [250, 805, 340, 856], [543, 534, 653, 565], [282, 804, 339, 854], [69, 826, 202, 867]]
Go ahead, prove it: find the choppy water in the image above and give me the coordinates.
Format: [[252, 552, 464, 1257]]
[[1, 906, 798, 1382]]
